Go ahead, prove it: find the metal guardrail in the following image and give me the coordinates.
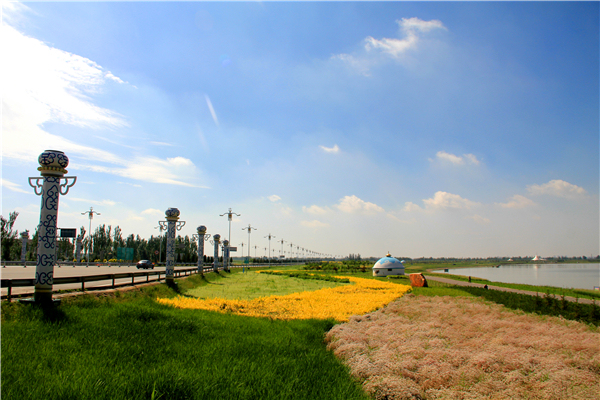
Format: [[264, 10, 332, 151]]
[[0, 262, 300, 301], [1, 267, 204, 301]]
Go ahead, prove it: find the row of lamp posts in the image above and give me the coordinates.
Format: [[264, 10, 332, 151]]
[[22, 149, 323, 305]]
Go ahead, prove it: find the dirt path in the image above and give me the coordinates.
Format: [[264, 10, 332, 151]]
[[424, 275, 597, 305]]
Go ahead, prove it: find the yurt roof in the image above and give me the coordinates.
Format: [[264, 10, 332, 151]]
[[373, 253, 405, 269]]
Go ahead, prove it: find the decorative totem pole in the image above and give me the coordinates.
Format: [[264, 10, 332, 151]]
[[20, 231, 29, 264], [159, 208, 186, 285], [212, 234, 221, 272], [192, 225, 210, 275], [76, 233, 83, 263], [223, 239, 230, 272], [28, 150, 76, 304]]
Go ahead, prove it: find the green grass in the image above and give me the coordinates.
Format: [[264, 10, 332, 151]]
[[426, 272, 600, 300], [1, 274, 369, 400], [457, 286, 600, 326], [185, 270, 348, 300]]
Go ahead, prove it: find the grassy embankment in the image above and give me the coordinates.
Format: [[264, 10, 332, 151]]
[[301, 262, 600, 325], [1, 269, 369, 400], [3, 262, 599, 400]]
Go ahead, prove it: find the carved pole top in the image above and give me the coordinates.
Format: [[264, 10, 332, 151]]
[[38, 149, 69, 176], [165, 207, 180, 221]]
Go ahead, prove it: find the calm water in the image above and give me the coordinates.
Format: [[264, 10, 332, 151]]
[[433, 263, 600, 290]]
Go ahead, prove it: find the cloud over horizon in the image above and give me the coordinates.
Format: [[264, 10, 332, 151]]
[[527, 180, 588, 199]]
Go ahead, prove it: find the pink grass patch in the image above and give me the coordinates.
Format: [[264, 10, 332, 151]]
[[326, 294, 599, 400]]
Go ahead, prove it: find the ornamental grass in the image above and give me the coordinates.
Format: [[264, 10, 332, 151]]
[[157, 276, 411, 322], [325, 294, 600, 400]]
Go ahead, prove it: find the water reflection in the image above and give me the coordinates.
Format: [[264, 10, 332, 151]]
[[433, 263, 600, 290]]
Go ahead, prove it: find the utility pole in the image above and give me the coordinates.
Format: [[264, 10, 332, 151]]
[[81, 207, 100, 263]]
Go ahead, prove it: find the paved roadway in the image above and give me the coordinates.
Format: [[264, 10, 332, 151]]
[[424, 275, 596, 305], [1, 264, 198, 298]]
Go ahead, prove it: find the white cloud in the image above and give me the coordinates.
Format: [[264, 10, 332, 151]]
[[2, 179, 32, 194], [300, 220, 329, 229], [280, 206, 293, 215], [1, 19, 128, 164], [0, 17, 206, 189], [496, 195, 536, 209], [334, 17, 446, 75], [141, 208, 164, 216], [422, 191, 480, 210], [432, 151, 480, 166], [166, 157, 194, 166], [105, 71, 125, 85], [73, 155, 208, 188], [69, 197, 117, 207], [205, 94, 219, 127], [463, 154, 480, 165], [527, 180, 588, 199], [466, 214, 490, 224], [336, 195, 384, 214], [399, 17, 446, 33], [302, 205, 329, 215], [150, 141, 176, 147], [365, 18, 446, 58], [319, 144, 340, 153], [268, 195, 281, 202], [402, 202, 423, 212]]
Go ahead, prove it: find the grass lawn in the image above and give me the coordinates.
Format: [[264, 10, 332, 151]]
[[186, 270, 348, 300], [1, 273, 369, 400], [425, 272, 600, 300]]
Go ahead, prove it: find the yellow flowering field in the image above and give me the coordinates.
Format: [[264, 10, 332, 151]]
[[157, 276, 411, 322]]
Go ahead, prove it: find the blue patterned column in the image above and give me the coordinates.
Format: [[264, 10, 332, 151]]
[[20, 231, 29, 264], [76, 234, 83, 263], [195, 226, 209, 275], [28, 150, 76, 303], [164, 208, 180, 284], [223, 240, 230, 272], [213, 234, 221, 272]]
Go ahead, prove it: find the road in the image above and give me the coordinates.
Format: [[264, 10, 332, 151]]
[[1, 264, 199, 298]]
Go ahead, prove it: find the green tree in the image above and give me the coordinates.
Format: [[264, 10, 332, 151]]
[[1, 212, 19, 261]]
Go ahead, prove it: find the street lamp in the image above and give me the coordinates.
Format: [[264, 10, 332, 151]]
[[220, 208, 240, 247], [242, 224, 256, 264], [154, 225, 165, 264], [278, 238, 286, 260], [265, 233, 275, 267], [81, 207, 100, 263]]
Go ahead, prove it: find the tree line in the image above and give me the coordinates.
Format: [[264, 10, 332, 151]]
[[1, 212, 204, 263]]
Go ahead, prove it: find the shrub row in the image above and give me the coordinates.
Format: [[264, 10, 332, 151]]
[[459, 286, 600, 326]]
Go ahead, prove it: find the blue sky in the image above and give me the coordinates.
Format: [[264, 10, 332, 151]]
[[2, 1, 598, 259]]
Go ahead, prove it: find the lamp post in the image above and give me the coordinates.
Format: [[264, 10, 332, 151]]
[[289, 242, 294, 263], [154, 225, 166, 264], [76, 233, 83, 263], [242, 224, 256, 265], [219, 208, 240, 247], [223, 239, 230, 272], [212, 234, 221, 272], [20, 230, 29, 264], [159, 208, 186, 285], [27, 150, 76, 304], [278, 238, 286, 261], [265, 233, 275, 267], [192, 226, 210, 275], [81, 207, 100, 263]]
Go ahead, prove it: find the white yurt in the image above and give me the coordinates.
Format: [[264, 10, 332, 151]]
[[373, 253, 405, 277]]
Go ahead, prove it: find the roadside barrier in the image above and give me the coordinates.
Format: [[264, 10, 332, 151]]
[[0, 262, 301, 301], [1, 267, 200, 302]]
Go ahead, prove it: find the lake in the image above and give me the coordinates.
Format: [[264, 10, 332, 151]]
[[432, 263, 600, 290]]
